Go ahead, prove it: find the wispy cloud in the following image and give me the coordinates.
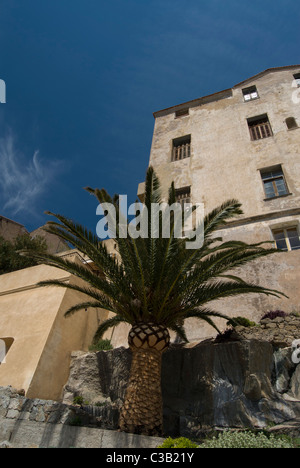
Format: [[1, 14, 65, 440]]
[[0, 130, 62, 218]]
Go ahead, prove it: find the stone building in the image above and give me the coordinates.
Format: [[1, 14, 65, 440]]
[[1, 66, 299, 400], [0, 216, 28, 241], [0, 215, 69, 254], [137, 65, 300, 342]]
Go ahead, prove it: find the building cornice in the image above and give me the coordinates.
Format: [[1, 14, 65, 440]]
[[218, 208, 300, 231], [0, 276, 70, 297]]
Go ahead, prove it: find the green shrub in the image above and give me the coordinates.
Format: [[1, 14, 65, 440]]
[[89, 339, 113, 351], [227, 316, 257, 328], [199, 431, 294, 448], [73, 395, 89, 406], [158, 437, 199, 448]]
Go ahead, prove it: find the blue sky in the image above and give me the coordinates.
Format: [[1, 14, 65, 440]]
[[0, 0, 299, 233]]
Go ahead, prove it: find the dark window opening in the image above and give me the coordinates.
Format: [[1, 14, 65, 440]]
[[293, 73, 300, 87], [175, 108, 189, 118], [172, 135, 191, 161], [286, 117, 298, 130], [248, 115, 273, 141], [0, 337, 14, 364]]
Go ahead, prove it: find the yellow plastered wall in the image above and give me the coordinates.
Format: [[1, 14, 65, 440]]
[[0, 261, 108, 400]]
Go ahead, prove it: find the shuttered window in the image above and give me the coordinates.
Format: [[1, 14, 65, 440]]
[[243, 86, 259, 101], [260, 166, 288, 199], [248, 115, 273, 141]]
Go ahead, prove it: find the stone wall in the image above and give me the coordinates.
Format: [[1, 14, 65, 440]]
[[234, 314, 300, 347], [0, 386, 163, 448]]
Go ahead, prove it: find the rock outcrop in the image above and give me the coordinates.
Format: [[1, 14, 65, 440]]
[[63, 338, 300, 438]]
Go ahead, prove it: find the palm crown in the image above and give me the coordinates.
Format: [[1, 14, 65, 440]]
[[23, 166, 285, 344]]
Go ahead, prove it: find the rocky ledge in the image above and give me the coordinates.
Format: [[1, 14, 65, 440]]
[[62, 338, 300, 439], [236, 314, 300, 348]]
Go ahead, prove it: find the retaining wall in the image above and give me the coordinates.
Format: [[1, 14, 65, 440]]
[[0, 386, 163, 448]]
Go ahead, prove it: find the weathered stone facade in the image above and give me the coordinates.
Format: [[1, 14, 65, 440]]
[[135, 65, 300, 344], [0, 216, 28, 241]]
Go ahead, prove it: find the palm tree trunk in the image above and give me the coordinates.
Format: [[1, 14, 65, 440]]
[[119, 347, 164, 436], [118, 322, 170, 436]]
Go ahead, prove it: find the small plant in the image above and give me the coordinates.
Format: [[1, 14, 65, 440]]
[[227, 316, 257, 328], [261, 310, 287, 320], [95, 401, 106, 407], [199, 430, 294, 448], [73, 395, 89, 406], [89, 339, 113, 351], [158, 437, 199, 449]]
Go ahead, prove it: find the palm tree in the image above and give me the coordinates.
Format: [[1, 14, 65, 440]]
[[22, 167, 285, 436]]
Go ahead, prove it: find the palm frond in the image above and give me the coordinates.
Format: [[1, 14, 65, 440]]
[[93, 315, 131, 342], [19, 166, 285, 342]]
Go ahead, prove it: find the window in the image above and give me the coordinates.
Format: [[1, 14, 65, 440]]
[[293, 73, 300, 87], [260, 166, 289, 199], [172, 135, 191, 161], [243, 85, 259, 101], [286, 117, 298, 130], [175, 186, 191, 208], [273, 227, 300, 251], [248, 114, 273, 141], [175, 108, 189, 118]]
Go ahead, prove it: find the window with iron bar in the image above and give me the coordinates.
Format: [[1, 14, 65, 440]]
[[248, 115, 273, 141], [175, 187, 191, 209], [172, 135, 191, 162]]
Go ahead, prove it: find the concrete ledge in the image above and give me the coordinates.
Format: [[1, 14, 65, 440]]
[[0, 417, 163, 448]]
